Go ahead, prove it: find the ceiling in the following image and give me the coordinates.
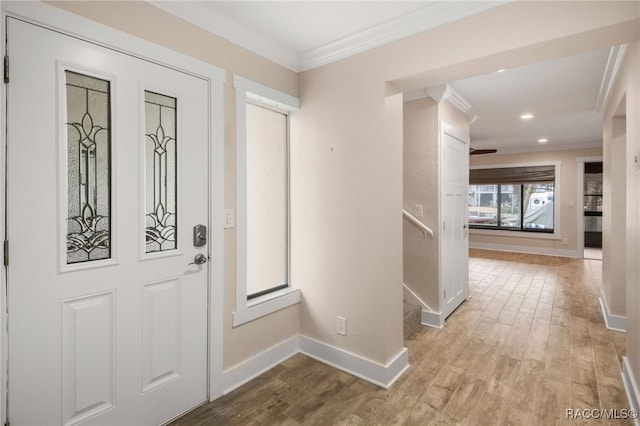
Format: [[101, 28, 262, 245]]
[[149, 1, 618, 154]]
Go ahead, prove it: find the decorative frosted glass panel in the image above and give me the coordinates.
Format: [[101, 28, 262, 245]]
[[66, 71, 112, 264], [145, 91, 177, 253]]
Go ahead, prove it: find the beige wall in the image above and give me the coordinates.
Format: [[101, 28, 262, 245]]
[[47, 1, 301, 370], [603, 40, 640, 390], [294, 1, 638, 367], [603, 114, 627, 316], [470, 148, 603, 256], [403, 98, 439, 310]]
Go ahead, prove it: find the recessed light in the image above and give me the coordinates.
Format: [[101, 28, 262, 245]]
[[538, 138, 548, 143], [520, 113, 534, 120], [497, 69, 507, 73]]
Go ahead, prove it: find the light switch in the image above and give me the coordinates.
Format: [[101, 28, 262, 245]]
[[224, 209, 235, 229], [415, 204, 424, 217]]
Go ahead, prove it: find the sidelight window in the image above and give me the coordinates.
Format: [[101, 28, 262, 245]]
[[233, 75, 300, 326]]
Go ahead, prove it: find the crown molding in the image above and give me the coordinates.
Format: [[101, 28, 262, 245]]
[[148, 1, 508, 73], [405, 84, 478, 124], [298, 1, 507, 71], [147, 1, 299, 71], [596, 44, 628, 115]]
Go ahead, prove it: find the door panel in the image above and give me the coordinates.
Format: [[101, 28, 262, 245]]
[[7, 18, 209, 425], [441, 124, 469, 319]]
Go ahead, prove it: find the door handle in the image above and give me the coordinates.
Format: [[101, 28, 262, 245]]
[[189, 253, 208, 265]]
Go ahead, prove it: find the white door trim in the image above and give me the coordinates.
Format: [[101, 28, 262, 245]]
[[0, 2, 226, 421], [576, 156, 604, 259], [438, 121, 470, 319]]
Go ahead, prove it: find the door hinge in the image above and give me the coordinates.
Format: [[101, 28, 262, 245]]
[[3, 240, 8, 267], [444, 289, 446, 299], [3, 55, 8, 84], [443, 221, 446, 231]]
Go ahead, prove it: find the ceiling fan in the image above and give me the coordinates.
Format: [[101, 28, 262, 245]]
[[470, 147, 497, 155]]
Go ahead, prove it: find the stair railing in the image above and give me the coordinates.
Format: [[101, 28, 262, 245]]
[[402, 208, 434, 239]]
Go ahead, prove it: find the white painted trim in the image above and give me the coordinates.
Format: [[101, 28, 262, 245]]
[[469, 241, 579, 259], [622, 357, 640, 426], [402, 284, 443, 329], [1, 0, 226, 409], [148, 1, 299, 72], [232, 288, 301, 327], [470, 228, 561, 240], [0, 7, 7, 423], [576, 156, 603, 260], [149, 1, 507, 72], [598, 289, 627, 332], [221, 334, 410, 395], [233, 75, 300, 328], [298, 1, 508, 71], [421, 309, 445, 329], [233, 75, 299, 112], [299, 335, 409, 389], [439, 121, 470, 319], [407, 84, 478, 124], [208, 72, 226, 401], [596, 44, 629, 115], [221, 336, 299, 395], [402, 283, 432, 311]]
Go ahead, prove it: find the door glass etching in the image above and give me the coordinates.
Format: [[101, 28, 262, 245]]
[[144, 91, 178, 253], [66, 71, 112, 264]]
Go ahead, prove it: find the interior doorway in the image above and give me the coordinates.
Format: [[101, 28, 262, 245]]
[[583, 161, 603, 260]]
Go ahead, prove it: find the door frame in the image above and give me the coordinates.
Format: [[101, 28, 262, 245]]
[[576, 156, 604, 259], [0, 2, 226, 421]]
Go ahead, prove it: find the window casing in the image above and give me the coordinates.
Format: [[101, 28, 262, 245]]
[[469, 164, 559, 234], [233, 76, 300, 326]]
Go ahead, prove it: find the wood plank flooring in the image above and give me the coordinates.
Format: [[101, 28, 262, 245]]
[[171, 249, 631, 425]]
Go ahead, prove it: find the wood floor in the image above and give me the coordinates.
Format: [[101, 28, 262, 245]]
[[171, 249, 631, 425]]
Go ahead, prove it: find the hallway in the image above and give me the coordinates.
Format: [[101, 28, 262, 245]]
[[172, 249, 631, 425]]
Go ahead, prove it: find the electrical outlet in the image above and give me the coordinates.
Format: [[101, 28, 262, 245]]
[[336, 316, 347, 336], [415, 204, 423, 217], [562, 238, 568, 246]]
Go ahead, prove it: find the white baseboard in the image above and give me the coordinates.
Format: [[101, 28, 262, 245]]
[[421, 309, 444, 329], [220, 334, 410, 396], [402, 284, 443, 329], [469, 241, 578, 258], [220, 335, 299, 395], [622, 357, 640, 426], [598, 289, 627, 332], [298, 335, 409, 389]]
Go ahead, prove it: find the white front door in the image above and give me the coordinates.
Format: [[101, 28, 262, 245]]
[[440, 123, 469, 319], [7, 18, 209, 425]]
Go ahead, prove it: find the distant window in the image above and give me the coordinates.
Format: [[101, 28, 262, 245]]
[[468, 165, 556, 233]]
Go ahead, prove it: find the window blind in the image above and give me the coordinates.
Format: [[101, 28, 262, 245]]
[[469, 165, 555, 185]]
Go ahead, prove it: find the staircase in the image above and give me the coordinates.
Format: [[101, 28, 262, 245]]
[[403, 299, 422, 339]]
